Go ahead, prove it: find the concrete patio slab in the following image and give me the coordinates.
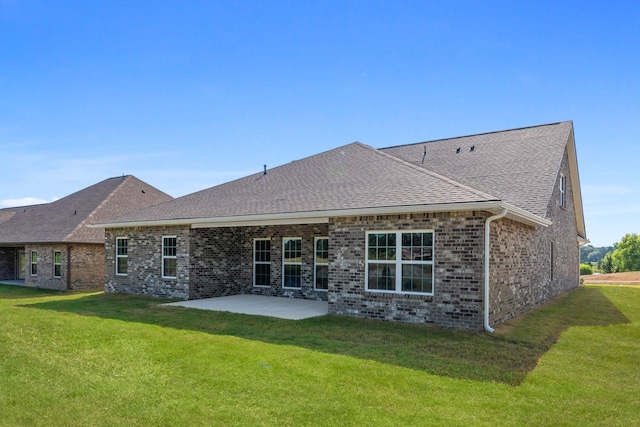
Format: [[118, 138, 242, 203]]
[[162, 294, 328, 320]]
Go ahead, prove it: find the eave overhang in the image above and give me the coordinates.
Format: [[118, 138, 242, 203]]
[[89, 201, 552, 230]]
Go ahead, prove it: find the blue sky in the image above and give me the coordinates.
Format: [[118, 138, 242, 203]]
[[1, 1, 638, 247]]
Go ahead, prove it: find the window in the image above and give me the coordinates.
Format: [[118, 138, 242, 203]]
[[53, 251, 62, 278], [162, 236, 177, 278], [366, 231, 434, 295], [314, 237, 329, 291], [550, 242, 554, 281], [30, 251, 38, 276], [560, 173, 567, 209], [283, 238, 302, 288], [116, 238, 128, 276], [254, 239, 271, 287]]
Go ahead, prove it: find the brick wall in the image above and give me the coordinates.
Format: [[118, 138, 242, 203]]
[[328, 212, 486, 329], [23, 244, 66, 290], [69, 244, 105, 290], [105, 225, 190, 299], [189, 224, 330, 300], [0, 248, 17, 280], [489, 150, 580, 325]]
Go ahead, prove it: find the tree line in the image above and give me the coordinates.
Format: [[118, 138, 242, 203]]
[[580, 233, 640, 274]]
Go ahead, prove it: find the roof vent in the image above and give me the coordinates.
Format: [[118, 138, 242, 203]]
[[263, 165, 267, 175], [456, 147, 461, 154], [422, 146, 427, 164], [470, 145, 475, 152]]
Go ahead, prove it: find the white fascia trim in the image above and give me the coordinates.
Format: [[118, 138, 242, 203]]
[[91, 201, 551, 229]]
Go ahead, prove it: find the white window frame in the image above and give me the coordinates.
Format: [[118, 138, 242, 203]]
[[365, 230, 435, 296], [30, 250, 38, 276], [162, 236, 177, 279], [115, 237, 128, 276], [314, 237, 329, 291], [550, 242, 554, 281], [53, 250, 62, 278], [559, 173, 567, 209], [282, 237, 302, 289], [253, 238, 271, 288]]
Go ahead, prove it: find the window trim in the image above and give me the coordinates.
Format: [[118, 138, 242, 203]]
[[282, 237, 302, 289], [162, 236, 177, 279], [253, 238, 271, 288], [30, 250, 38, 276], [365, 230, 435, 296], [53, 250, 62, 278], [314, 237, 329, 291], [559, 173, 567, 209], [115, 237, 128, 276], [550, 242, 554, 281]]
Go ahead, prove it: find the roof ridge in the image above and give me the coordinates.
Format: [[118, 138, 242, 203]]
[[380, 120, 573, 150], [357, 142, 500, 201], [63, 175, 132, 242]]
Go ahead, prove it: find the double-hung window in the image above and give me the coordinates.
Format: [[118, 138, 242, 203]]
[[116, 238, 128, 276], [560, 173, 567, 209], [162, 236, 177, 278], [254, 239, 271, 287], [283, 238, 302, 288], [30, 251, 38, 276], [314, 237, 329, 291], [53, 251, 62, 278], [366, 231, 434, 295]]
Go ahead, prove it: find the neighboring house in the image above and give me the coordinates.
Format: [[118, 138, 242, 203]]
[[0, 176, 172, 290], [93, 121, 586, 330]]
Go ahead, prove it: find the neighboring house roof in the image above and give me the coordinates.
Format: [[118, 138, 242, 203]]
[[0, 176, 173, 246], [381, 121, 585, 238]]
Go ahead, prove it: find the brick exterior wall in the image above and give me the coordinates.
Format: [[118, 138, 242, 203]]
[[69, 244, 106, 290], [0, 248, 17, 280], [327, 212, 487, 329], [108, 223, 330, 301], [105, 226, 191, 299], [17, 243, 104, 290], [488, 150, 580, 325]]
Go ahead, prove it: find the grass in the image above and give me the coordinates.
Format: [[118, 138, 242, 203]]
[[0, 284, 638, 426]]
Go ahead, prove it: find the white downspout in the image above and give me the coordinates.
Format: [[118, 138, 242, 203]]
[[484, 208, 508, 333]]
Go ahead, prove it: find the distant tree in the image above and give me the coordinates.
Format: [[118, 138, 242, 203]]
[[580, 264, 593, 275], [611, 233, 640, 272], [580, 245, 614, 265], [580, 245, 595, 264], [599, 252, 617, 274]]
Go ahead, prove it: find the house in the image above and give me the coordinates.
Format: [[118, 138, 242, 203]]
[[92, 121, 586, 330], [0, 176, 172, 290]]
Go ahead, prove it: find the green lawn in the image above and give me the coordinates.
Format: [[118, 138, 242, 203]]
[[0, 284, 638, 426]]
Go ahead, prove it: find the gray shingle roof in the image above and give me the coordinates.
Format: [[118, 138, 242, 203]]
[[0, 176, 173, 245], [381, 121, 573, 218], [99, 142, 500, 225]]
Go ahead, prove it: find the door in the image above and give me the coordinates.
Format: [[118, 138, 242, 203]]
[[17, 250, 25, 280]]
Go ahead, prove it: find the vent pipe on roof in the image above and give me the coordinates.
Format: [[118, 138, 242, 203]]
[[470, 145, 475, 152], [456, 147, 461, 154], [422, 146, 427, 164], [263, 165, 267, 175]]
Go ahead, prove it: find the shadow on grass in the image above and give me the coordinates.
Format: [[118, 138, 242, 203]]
[[16, 285, 629, 386], [0, 283, 69, 300]]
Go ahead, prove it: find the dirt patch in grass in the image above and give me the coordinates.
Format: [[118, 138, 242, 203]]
[[582, 271, 640, 284]]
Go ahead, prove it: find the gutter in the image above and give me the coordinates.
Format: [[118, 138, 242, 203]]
[[484, 207, 508, 333]]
